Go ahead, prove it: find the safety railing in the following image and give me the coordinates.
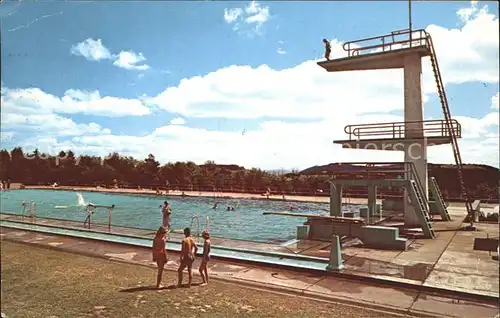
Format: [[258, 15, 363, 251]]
[[329, 162, 428, 206], [83, 204, 115, 231], [330, 162, 415, 178], [343, 29, 429, 58], [343, 119, 461, 141]]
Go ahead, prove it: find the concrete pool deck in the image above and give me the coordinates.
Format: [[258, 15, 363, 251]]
[[1, 224, 498, 318], [1, 204, 498, 301]]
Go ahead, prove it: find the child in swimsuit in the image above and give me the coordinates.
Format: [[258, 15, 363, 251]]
[[199, 230, 211, 285], [152, 226, 168, 289], [177, 227, 198, 287]]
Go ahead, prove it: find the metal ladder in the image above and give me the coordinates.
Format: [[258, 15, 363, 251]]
[[21, 200, 36, 220], [426, 33, 473, 223], [83, 204, 96, 229], [408, 180, 436, 239], [190, 214, 201, 243], [429, 177, 451, 221]]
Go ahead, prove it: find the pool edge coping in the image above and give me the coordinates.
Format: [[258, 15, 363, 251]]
[[0, 215, 329, 264], [0, 220, 329, 270]]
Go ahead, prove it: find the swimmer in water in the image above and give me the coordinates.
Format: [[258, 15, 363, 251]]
[[212, 202, 218, 209]]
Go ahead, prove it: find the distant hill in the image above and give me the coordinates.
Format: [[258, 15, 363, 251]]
[[299, 163, 499, 175], [299, 163, 499, 200]]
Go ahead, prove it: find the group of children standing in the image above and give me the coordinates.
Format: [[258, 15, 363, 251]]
[[152, 201, 211, 289]]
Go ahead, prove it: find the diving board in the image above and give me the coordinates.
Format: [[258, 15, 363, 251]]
[[263, 212, 365, 224]]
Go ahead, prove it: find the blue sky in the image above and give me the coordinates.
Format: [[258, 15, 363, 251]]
[[1, 1, 498, 169]]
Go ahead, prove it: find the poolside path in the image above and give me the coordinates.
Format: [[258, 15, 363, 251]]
[[1, 224, 498, 318]]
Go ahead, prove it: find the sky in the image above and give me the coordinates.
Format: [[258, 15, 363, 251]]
[[0, 0, 498, 170]]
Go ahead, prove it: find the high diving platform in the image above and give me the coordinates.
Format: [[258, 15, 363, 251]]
[[317, 29, 431, 72]]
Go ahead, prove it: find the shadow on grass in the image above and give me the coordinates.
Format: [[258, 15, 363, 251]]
[[120, 283, 204, 293], [179, 282, 204, 288]]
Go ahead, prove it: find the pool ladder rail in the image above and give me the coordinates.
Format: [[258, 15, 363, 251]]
[[21, 200, 37, 222], [83, 204, 115, 231], [190, 214, 210, 242]]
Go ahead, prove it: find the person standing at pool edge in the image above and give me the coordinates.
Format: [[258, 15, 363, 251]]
[[199, 230, 211, 286], [161, 201, 171, 231], [152, 226, 168, 289], [178, 227, 198, 287]]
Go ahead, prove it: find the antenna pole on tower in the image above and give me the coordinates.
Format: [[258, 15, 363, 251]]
[[409, 0, 413, 46]]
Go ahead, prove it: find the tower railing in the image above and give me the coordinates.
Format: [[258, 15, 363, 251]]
[[342, 29, 429, 57], [330, 162, 427, 206], [343, 119, 461, 140]]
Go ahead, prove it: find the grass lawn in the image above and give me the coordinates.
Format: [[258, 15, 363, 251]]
[[1, 241, 413, 317]]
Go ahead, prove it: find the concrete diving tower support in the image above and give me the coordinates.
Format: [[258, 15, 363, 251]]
[[317, 29, 460, 227]]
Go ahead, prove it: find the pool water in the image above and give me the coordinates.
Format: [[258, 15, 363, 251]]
[[0, 189, 356, 242]]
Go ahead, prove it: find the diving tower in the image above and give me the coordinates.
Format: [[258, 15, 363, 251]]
[[318, 29, 472, 228]]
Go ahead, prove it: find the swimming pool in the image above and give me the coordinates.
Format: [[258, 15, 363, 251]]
[[0, 189, 356, 242]]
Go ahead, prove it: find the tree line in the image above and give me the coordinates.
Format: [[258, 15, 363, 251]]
[[0, 147, 498, 201]]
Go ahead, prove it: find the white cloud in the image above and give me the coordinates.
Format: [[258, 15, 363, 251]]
[[223, 1, 271, 35], [454, 112, 499, 138], [492, 92, 499, 109], [25, 110, 497, 169], [457, 0, 480, 22], [422, 3, 498, 88], [3, 1, 499, 169], [277, 40, 286, 55], [0, 131, 15, 143], [1, 87, 150, 117], [113, 51, 150, 71], [0, 86, 116, 153], [244, 1, 270, 25], [224, 8, 242, 23], [170, 117, 186, 125], [71, 38, 150, 71], [70, 38, 112, 61]]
